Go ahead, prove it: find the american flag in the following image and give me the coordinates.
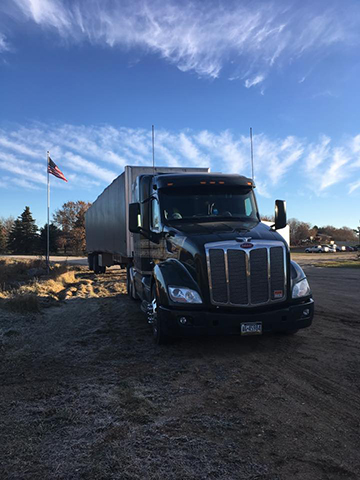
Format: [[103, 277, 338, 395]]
[[48, 157, 68, 182]]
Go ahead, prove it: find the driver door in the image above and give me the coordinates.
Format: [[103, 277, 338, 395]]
[[149, 198, 167, 265]]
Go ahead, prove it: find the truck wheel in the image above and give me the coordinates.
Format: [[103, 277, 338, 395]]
[[126, 268, 138, 300], [151, 285, 172, 345]]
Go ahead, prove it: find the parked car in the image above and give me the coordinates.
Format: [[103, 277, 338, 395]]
[[343, 246, 354, 252], [305, 245, 329, 253], [323, 244, 336, 252]]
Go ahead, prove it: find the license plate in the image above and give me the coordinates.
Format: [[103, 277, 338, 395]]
[[241, 322, 262, 335]]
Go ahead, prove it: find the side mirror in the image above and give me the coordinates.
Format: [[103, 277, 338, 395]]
[[129, 202, 141, 233], [274, 200, 287, 230]]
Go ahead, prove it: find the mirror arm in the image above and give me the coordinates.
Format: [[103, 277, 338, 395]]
[[141, 195, 156, 205]]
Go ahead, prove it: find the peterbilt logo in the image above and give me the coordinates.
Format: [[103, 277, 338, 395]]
[[240, 242, 253, 248]]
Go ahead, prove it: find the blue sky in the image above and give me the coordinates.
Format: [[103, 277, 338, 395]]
[[0, 0, 360, 229]]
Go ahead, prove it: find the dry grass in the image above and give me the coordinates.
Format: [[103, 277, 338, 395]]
[[314, 260, 360, 268], [0, 257, 45, 285], [0, 258, 125, 313]]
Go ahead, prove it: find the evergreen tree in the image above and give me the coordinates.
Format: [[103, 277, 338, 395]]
[[39, 224, 60, 254], [7, 207, 39, 254]]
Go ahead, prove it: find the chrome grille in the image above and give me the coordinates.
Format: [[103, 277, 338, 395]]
[[206, 241, 287, 307], [209, 249, 227, 303], [228, 250, 248, 304], [270, 246, 285, 300], [250, 248, 269, 304]]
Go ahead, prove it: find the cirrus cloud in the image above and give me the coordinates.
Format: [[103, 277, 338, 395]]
[[0, 123, 359, 200], [2, 0, 359, 83]]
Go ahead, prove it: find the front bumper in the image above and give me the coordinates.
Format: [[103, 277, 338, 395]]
[[159, 298, 314, 337]]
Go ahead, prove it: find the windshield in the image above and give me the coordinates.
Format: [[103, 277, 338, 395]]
[[159, 185, 259, 223]]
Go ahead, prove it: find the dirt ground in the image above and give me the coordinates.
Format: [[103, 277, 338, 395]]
[[0, 254, 360, 479]]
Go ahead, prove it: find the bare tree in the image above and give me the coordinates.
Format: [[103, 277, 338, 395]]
[[288, 218, 311, 245], [53, 201, 91, 254], [0, 216, 14, 252]]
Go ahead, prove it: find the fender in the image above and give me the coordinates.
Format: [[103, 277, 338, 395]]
[[290, 260, 306, 283], [290, 260, 312, 304], [153, 258, 201, 307]]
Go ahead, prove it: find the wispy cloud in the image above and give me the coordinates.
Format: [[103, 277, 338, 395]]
[[312, 90, 337, 99], [3, 0, 359, 82], [0, 122, 359, 198], [0, 33, 10, 52], [304, 135, 360, 193], [63, 152, 116, 183], [244, 75, 265, 89], [349, 179, 360, 194], [305, 135, 331, 171]]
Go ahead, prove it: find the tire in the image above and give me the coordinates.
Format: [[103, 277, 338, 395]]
[[88, 253, 94, 271], [93, 254, 102, 274], [150, 285, 172, 345], [93, 253, 101, 275]]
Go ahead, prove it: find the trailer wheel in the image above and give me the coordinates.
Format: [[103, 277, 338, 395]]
[[93, 254, 101, 274], [151, 285, 172, 345]]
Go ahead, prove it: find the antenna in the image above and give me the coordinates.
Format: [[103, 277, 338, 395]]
[[250, 127, 254, 181], [152, 124, 155, 173]]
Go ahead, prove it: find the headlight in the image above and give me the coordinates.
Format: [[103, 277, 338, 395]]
[[168, 286, 202, 304], [292, 278, 311, 298]]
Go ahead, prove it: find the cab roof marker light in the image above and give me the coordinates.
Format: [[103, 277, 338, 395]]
[[219, 181, 225, 184], [210, 181, 216, 184], [200, 181, 207, 184], [167, 183, 174, 186]]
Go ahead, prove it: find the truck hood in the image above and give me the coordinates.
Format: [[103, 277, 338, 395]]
[[168, 220, 286, 246]]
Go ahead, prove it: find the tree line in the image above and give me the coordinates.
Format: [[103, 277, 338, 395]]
[[262, 216, 358, 245], [0, 201, 91, 255], [0, 205, 357, 254]]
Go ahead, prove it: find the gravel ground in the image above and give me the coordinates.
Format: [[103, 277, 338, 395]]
[[0, 255, 359, 479]]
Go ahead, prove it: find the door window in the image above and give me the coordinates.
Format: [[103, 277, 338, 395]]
[[245, 197, 253, 216]]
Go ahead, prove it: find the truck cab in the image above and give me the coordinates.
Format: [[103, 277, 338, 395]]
[[128, 172, 314, 343]]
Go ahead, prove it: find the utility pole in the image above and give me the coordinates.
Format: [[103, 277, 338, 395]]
[[46, 151, 50, 274]]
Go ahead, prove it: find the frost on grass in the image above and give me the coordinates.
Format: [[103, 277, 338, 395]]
[[0, 258, 125, 313]]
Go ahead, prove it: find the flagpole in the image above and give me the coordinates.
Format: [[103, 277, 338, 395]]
[[46, 151, 50, 274]]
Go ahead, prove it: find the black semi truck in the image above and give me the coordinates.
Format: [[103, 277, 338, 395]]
[[86, 166, 314, 344]]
